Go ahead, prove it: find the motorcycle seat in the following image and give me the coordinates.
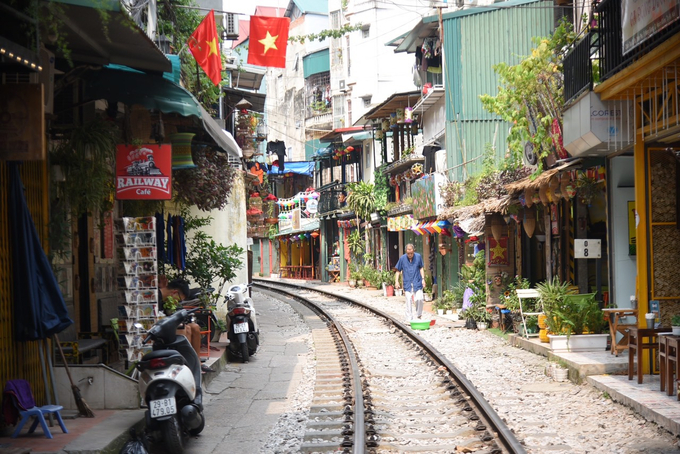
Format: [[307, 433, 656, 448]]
[[140, 349, 187, 364]]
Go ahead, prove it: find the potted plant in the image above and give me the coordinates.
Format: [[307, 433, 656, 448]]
[[539, 278, 607, 352], [356, 270, 365, 287], [264, 201, 278, 224], [423, 275, 434, 301], [349, 269, 360, 288], [671, 315, 680, 335], [382, 270, 395, 297]]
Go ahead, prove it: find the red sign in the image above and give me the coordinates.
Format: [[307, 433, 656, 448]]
[[116, 144, 172, 200]]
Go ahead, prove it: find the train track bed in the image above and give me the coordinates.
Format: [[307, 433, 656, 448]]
[[256, 279, 680, 454], [256, 280, 521, 453]]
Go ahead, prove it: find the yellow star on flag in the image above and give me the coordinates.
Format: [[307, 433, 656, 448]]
[[259, 31, 279, 54], [491, 241, 506, 260], [206, 38, 219, 56]]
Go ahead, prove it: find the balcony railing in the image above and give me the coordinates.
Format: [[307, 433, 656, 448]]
[[563, 32, 594, 105], [318, 189, 345, 214], [595, 0, 680, 81]]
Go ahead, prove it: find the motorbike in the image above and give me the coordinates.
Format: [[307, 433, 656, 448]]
[[136, 308, 205, 454], [226, 283, 259, 363]]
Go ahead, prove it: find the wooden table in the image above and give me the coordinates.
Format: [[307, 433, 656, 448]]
[[628, 327, 671, 384], [602, 308, 638, 356]]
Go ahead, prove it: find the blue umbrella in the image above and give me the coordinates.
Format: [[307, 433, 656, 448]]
[[8, 163, 72, 341]]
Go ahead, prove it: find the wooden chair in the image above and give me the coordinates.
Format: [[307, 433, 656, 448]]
[[516, 289, 542, 338], [3, 379, 68, 439]]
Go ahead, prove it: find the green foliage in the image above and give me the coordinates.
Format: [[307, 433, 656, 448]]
[[459, 251, 489, 322], [423, 274, 433, 294], [479, 18, 576, 171], [163, 295, 181, 314], [50, 116, 119, 215], [501, 276, 531, 312], [346, 181, 376, 221], [374, 166, 390, 215], [361, 265, 382, 288], [166, 211, 244, 306], [172, 147, 237, 211], [672, 315, 680, 326], [288, 23, 363, 44], [381, 270, 395, 286], [536, 277, 601, 335], [347, 230, 365, 257]]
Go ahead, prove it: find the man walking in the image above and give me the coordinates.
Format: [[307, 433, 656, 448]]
[[394, 243, 425, 322]]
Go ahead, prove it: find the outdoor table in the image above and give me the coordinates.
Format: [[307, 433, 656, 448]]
[[602, 308, 638, 356], [628, 327, 671, 384]]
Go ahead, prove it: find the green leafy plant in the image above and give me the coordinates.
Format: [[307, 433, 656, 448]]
[[288, 23, 362, 44], [381, 270, 395, 287], [672, 315, 680, 326], [347, 230, 365, 258], [346, 181, 376, 221], [374, 165, 390, 215], [166, 211, 244, 306], [163, 295, 180, 314], [173, 147, 237, 211], [537, 277, 576, 335], [424, 274, 433, 294], [479, 18, 576, 171], [502, 276, 531, 312]]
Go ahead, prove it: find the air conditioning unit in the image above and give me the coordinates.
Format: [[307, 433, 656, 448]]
[[338, 79, 346, 91], [224, 13, 239, 40]]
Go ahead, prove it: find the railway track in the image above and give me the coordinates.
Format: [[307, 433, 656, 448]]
[[254, 279, 526, 454]]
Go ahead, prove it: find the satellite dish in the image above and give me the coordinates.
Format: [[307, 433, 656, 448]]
[[524, 142, 538, 166]]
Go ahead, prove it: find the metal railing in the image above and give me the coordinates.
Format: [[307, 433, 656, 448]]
[[318, 189, 345, 214], [595, 0, 680, 81], [563, 32, 594, 105]]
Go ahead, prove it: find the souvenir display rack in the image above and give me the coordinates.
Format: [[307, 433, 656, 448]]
[[116, 216, 159, 364]]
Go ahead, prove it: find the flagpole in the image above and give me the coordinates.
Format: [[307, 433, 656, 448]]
[[195, 59, 201, 94]]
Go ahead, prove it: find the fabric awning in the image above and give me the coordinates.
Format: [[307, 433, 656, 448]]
[[51, 0, 171, 73], [267, 161, 315, 177], [223, 87, 267, 113], [82, 66, 241, 157], [275, 219, 320, 237]]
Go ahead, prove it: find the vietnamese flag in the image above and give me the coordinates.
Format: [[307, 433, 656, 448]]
[[188, 10, 222, 86], [248, 16, 290, 68]]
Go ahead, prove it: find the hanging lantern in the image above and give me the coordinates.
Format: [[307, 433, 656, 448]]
[[381, 118, 390, 131], [375, 129, 384, 140], [550, 175, 562, 200], [525, 187, 535, 208], [490, 213, 504, 242], [395, 107, 405, 123], [311, 231, 320, 238], [404, 107, 413, 123], [169, 132, 196, 169], [390, 112, 397, 127], [523, 206, 536, 238], [538, 184, 550, 205]]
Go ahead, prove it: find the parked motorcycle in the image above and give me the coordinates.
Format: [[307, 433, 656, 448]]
[[226, 283, 259, 363], [136, 308, 204, 454]]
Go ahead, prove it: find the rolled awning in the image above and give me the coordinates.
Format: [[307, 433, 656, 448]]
[[82, 66, 241, 157]]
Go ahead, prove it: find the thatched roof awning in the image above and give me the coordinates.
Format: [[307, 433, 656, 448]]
[[438, 195, 513, 223], [505, 160, 582, 195]]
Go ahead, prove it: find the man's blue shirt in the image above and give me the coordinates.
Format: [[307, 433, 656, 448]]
[[395, 252, 424, 292]]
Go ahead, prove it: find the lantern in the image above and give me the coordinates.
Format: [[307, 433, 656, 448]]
[[381, 118, 390, 131], [169, 133, 197, 169], [395, 107, 404, 123], [525, 187, 534, 208], [523, 207, 536, 238], [490, 213, 504, 242], [375, 129, 384, 140], [404, 107, 413, 123]]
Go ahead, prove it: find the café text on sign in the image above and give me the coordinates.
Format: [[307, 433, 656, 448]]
[[116, 144, 172, 200]]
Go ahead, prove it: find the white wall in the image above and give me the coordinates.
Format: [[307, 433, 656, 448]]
[[609, 156, 636, 308], [421, 94, 446, 146], [191, 172, 249, 318]]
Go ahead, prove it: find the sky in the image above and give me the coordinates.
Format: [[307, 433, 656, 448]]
[[225, 0, 286, 16]]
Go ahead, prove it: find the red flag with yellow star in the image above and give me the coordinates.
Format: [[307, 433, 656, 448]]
[[187, 10, 222, 86], [248, 16, 290, 68]]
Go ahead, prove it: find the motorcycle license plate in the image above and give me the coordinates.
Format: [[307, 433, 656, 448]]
[[150, 397, 176, 418], [234, 321, 249, 334]]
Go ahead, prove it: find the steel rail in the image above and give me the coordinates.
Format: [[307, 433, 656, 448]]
[[255, 283, 365, 453], [254, 278, 527, 454]]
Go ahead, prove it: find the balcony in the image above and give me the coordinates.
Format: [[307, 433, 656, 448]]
[[318, 188, 346, 215], [563, 32, 595, 106], [594, 0, 680, 81]]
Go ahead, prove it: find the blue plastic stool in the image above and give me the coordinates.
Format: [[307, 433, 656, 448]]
[[11, 404, 69, 439]]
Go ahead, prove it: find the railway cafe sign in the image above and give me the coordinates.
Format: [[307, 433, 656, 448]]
[[116, 144, 172, 200]]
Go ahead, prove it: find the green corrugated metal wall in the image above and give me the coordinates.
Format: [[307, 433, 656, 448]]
[[443, 0, 554, 181]]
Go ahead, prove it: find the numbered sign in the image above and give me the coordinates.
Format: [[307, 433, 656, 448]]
[[574, 239, 601, 259]]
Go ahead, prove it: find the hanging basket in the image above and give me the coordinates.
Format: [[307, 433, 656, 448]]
[[169, 133, 197, 169], [523, 206, 536, 238]]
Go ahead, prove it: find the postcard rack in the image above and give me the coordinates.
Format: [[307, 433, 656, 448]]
[[117, 216, 159, 363]]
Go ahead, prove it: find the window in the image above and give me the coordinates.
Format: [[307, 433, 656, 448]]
[[362, 96, 372, 108], [362, 26, 370, 39], [330, 11, 340, 29], [305, 72, 331, 117]]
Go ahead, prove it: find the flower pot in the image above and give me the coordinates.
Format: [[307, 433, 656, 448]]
[[553, 367, 568, 382], [548, 333, 608, 352], [539, 328, 550, 343], [349, 279, 356, 288], [437, 309, 444, 315], [357, 280, 364, 287], [385, 285, 394, 297], [265, 218, 279, 225], [446, 309, 453, 315], [672, 326, 680, 336], [477, 322, 488, 330]]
